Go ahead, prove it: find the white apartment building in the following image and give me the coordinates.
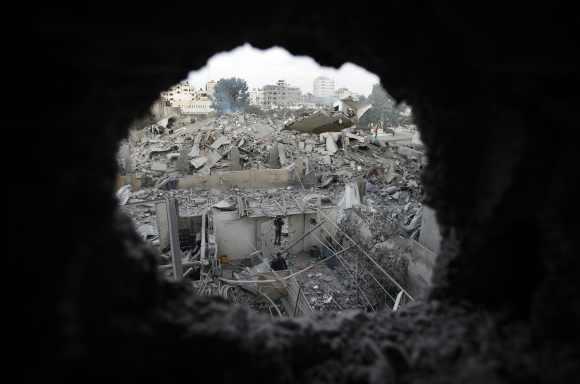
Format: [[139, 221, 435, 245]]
[[160, 81, 197, 108], [180, 92, 214, 115], [313, 76, 335, 98], [249, 88, 264, 106], [336, 87, 352, 100], [205, 80, 216, 97]]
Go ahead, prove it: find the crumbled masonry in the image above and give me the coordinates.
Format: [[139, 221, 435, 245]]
[[16, 3, 580, 383]]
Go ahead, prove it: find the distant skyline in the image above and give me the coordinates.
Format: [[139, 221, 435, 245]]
[[186, 44, 380, 96]]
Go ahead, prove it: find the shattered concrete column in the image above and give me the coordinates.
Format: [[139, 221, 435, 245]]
[[155, 201, 169, 251], [268, 141, 281, 168], [166, 198, 183, 280], [295, 158, 305, 181], [176, 145, 191, 173], [230, 146, 241, 171], [356, 176, 366, 201]]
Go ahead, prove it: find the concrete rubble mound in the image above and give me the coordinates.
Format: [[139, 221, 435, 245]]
[[118, 110, 431, 316]]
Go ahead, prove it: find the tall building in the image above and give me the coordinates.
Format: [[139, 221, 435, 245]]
[[313, 76, 335, 98], [249, 88, 264, 106], [205, 80, 216, 97], [160, 81, 196, 107], [261, 80, 302, 107]]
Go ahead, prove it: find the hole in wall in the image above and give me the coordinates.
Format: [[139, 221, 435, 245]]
[[115, 43, 436, 317]]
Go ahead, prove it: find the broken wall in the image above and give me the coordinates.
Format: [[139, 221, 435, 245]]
[[213, 210, 257, 260], [178, 168, 290, 190]]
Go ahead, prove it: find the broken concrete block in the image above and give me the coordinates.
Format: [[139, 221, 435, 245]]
[[268, 143, 281, 169], [137, 224, 157, 239], [278, 143, 287, 166], [210, 135, 230, 150], [151, 161, 168, 171], [325, 134, 338, 154], [166, 152, 180, 161], [397, 145, 422, 160], [190, 156, 208, 169], [346, 132, 365, 142], [230, 147, 241, 171], [176, 146, 191, 173], [188, 144, 200, 158]]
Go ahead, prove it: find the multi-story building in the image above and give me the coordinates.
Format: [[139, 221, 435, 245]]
[[249, 88, 264, 106], [180, 91, 214, 115], [261, 80, 302, 108], [205, 80, 216, 97], [160, 81, 197, 109], [159, 81, 214, 115], [336, 87, 352, 100], [313, 76, 335, 99]]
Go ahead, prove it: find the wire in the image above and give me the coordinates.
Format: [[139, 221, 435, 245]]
[[316, 208, 415, 302], [218, 245, 354, 285]]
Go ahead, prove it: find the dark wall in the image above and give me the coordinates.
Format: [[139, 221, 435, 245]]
[[10, 3, 579, 383]]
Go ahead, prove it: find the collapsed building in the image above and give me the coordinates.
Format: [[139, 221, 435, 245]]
[[117, 101, 435, 316], [18, 4, 580, 383]]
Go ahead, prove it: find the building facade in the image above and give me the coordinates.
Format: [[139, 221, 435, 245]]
[[159, 81, 214, 115], [205, 80, 216, 97], [313, 76, 335, 98], [261, 80, 302, 108], [180, 92, 214, 114], [336, 87, 352, 100], [160, 81, 196, 108], [249, 88, 264, 106]]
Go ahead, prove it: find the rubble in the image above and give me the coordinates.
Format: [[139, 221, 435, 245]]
[[119, 110, 426, 315]]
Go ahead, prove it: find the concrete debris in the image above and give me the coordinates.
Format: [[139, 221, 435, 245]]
[[338, 182, 361, 210], [230, 147, 242, 171], [213, 199, 236, 210], [190, 156, 208, 169], [119, 111, 425, 314], [137, 224, 157, 239], [322, 133, 339, 154], [210, 135, 230, 150], [151, 161, 168, 172]]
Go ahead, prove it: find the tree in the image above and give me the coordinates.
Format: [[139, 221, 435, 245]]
[[211, 78, 250, 114], [359, 83, 411, 128]]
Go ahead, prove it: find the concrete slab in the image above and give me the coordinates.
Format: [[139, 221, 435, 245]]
[[151, 161, 168, 171]]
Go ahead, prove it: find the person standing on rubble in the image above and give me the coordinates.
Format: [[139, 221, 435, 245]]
[[270, 252, 288, 271], [274, 215, 284, 246]]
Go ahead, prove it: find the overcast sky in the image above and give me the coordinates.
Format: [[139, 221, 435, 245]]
[[186, 43, 380, 96]]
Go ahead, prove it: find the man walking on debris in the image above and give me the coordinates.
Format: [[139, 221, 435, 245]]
[[274, 215, 284, 246]]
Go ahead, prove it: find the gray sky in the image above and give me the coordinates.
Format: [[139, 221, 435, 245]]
[[186, 43, 379, 96]]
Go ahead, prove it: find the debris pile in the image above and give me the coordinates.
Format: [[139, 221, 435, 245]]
[[119, 110, 427, 315]]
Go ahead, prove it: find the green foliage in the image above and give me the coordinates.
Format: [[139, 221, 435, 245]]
[[212, 77, 250, 114], [359, 84, 412, 128]]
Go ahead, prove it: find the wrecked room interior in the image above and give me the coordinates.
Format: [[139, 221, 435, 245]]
[[16, 3, 579, 383]]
